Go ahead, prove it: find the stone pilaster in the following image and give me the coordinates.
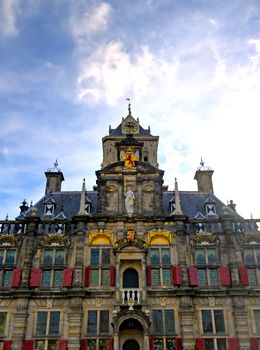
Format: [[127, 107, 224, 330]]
[[179, 297, 195, 350], [232, 297, 249, 350], [11, 298, 29, 350], [67, 298, 83, 350]]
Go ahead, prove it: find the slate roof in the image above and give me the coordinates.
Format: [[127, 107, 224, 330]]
[[22, 189, 234, 220], [109, 123, 152, 136]]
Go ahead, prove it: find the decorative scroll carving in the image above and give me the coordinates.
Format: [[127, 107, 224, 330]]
[[89, 230, 113, 245], [242, 233, 260, 245], [114, 238, 147, 251], [192, 232, 219, 245], [0, 234, 23, 247], [147, 229, 174, 245], [40, 233, 70, 247]]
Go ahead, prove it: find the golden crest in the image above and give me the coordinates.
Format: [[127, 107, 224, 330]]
[[123, 147, 137, 168]]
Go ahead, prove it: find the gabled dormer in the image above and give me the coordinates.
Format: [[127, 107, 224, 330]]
[[44, 195, 55, 217], [204, 195, 217, 216]]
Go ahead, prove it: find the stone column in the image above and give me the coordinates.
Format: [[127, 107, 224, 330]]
[[141, 258, 146, 301], [144, 332, 149, 349], [67, 298, 83, 350], [116, 260, 121, 302], [114, 334, 119, 350], [232, 297, 250, 350], [179, 297, 195, 350], [11, 298, 29, 350]]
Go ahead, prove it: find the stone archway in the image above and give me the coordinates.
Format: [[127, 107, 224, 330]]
[[123, 339, 140, 350]]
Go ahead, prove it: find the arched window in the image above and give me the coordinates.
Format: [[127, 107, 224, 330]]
[[123, 268, 139, 288]]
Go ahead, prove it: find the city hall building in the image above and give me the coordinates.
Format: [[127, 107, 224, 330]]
[[0, 105, 260, 350]]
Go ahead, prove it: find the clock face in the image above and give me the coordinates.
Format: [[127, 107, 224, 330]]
[[124, 121, 138, 133]]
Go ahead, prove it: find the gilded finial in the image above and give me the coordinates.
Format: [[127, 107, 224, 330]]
[[126, 98, 132, 115]]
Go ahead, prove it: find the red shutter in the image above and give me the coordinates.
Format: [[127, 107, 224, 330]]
[[3, 340, 12, 350], [22, 340, 34, 350], [228, 338, 240, 350], [149, 337, 154, 350], [188, 266, 199, 286], [80, 339, 87, 350], [250, 338, 259, 350], [85, 267, 90, 287], [175, 338, 183, 350], [58, 340, 68, 350], [11, 268, 22, 287], [239, 266, 249, 286], [110, 266, 115, 286], [109, 337, 113, 350], [219, 266, 231, 286], [62, 268, 73, 287], [195, 338, 205, 350], [172, 266, 182, 285], [147, 266, 152, 286], [29, 268, 42, 287]]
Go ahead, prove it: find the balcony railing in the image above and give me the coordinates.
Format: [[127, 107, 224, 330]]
[[120, 288, 142, 305]]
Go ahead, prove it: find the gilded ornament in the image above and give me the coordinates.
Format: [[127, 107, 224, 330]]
[[0, 234, 22, 247], [242, 233, 260, 245], [192, 232, 218, 245], [40, 233, 69, 247]]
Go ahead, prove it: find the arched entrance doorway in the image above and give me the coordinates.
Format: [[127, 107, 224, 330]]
[[123, 339, 140, 350], [119, 318, 143, 350]]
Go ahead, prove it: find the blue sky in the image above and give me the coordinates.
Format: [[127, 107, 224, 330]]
[[1, 0, 260, 219]]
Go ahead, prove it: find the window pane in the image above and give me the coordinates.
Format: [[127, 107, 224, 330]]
[[100, 339, 109, 350], [163, 269, 172, 285], [0, 251, 4, 265], [256, 249, 260, 265], [0, 313, 6, 337], [151, 269, 160, 286], [49, 311, 60, 336], [42, 270, 51, 287], [248, 269, 257, 285], [162, 248, 171, 265], [166, 339, 175, 350], [87, 340, 96, 350], [43, 250, 53, 265], [207, 249, 218, 265], [150, 248, 160, 265], [195, 249, 206, 265], [202, 310, 213, 333], [87, 311, 97, 335], [35, 341, 45, 350], [209, 269, 219, 286], [254, 310, 260, 333], [91, 249, 99, 265], [198, 269, 207, 286], [101, 269, 110, 286], [53, 270, 63, 287], [3, 271, 12, 287], [5, 250, 15, 266], [55, 250, 64, 265], [244, 249, 255, 265], [153, 310, 163, 335], [102, 249, 110, 265], [90, 269, 99, 286], [165, 309, 175, 335], [217, 339, 227, 350], [48, 340, 58, 350], [36, 311, 47, 336], [154, 339, 163, 350], [214, 310, 225, 333], [100, 310, 109, 334], [204, 338, 214, 350]]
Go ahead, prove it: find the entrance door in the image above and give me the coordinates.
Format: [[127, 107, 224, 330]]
[[123, 339, 140, 350], [123, 268, 139, 288]]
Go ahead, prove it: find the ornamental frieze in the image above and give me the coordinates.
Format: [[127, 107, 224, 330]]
[[89, 230, 114, 245], [40, 233, 70, 247], [0, 234, 23, 247], [242, 233, 260, 245], [147, 229, 174, 245], [192, 232, 219, 245]]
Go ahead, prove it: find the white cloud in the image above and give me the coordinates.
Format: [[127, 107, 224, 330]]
[[70, 1, 112, 39], [0, 0, 20, 37]]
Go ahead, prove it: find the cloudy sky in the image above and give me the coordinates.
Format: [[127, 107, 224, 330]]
[[1, 0, 260, 220]]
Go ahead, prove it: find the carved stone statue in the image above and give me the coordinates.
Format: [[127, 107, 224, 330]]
[[125, 188, 135, 217]]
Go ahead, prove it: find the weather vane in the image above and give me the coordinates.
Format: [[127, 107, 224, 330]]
[[126, 98, 132, 115]]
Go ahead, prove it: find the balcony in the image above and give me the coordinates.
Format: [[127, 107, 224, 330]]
[[120, 288, 142, 305]]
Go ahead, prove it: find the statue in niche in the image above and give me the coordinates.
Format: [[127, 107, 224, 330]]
[[125, 187, 135, 217]]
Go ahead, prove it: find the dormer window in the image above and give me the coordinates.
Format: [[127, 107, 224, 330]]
[[206, 204, 216, 216], [44, 204, 54, 216], [85, 203, 91, 215], [170, 203, 175, 215]]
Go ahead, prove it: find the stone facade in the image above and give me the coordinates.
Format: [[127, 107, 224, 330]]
[[0, 108, 259, 350]]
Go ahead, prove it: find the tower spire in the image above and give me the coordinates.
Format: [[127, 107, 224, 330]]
[[78, 178, 87, 215], [174, 178, 183, 215]]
